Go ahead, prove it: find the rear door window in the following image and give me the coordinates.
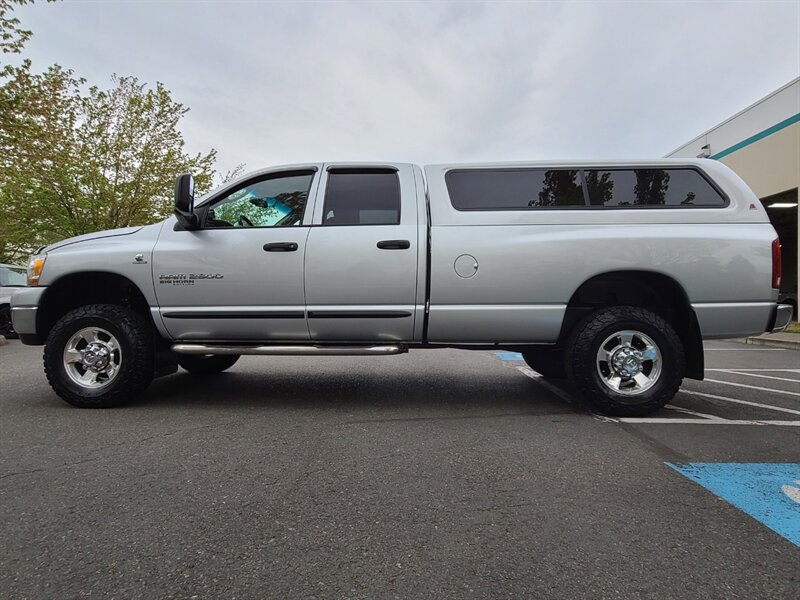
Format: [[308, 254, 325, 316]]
[[323, 169, 401, 225]]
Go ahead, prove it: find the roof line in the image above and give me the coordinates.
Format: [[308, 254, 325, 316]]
[[666, 76, 800, 156], [710, 112, 800, 160]]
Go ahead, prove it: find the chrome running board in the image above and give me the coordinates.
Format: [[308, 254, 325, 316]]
[[171, 344, 405, 356]]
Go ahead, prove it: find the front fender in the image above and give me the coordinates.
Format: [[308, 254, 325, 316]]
[[9, 287, 47, 343]]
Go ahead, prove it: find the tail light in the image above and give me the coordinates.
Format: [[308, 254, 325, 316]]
[[772, 238, 781, 290]]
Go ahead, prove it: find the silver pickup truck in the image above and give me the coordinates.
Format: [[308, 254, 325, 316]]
[[11, 160, 793, 415]]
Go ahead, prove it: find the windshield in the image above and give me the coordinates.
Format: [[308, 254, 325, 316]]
[[0, 266, 26, 286]]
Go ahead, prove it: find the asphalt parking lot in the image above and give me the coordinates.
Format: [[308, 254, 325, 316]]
[[1, 339, 798, 599]]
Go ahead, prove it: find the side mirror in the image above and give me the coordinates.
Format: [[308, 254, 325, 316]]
[[174, 173, 198, 229]]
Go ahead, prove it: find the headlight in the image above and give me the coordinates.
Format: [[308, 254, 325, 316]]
[[27, 254, 47, 286]]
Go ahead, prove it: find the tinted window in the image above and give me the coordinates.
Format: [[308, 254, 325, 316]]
[[323, 169, 400, 225], [206, 171, 314, 228], [446, 169, 584, 210], [585, 169, 725, 207], [0, 267, 26, 286]]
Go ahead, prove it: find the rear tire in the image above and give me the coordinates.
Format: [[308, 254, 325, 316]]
[[565, 306, 684, 417], [44, 304, 154, 408], [521, 347, 566, 379], [178, 354, 239, 374]]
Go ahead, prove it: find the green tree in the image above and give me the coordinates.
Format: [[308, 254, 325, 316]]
[[1, 0, 39, 61], [0, 1, 219, 262], [0, 72, 217, 260]]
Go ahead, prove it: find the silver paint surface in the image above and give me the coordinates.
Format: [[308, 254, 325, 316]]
[[11, 158, 781, 344]]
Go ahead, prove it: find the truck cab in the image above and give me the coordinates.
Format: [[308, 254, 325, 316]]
[[153, 163, 427, 344]]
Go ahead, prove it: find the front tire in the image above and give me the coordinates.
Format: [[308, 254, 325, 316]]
[[565, 306, 684, 417], [178, 354, 239, 374], [44, 304, 154, 408]]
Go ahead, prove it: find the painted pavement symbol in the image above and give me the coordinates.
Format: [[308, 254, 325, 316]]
[[668, 463, 800, 547], [495, 351, 523, 361]]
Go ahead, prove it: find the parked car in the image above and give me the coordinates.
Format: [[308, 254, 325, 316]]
[[11, 159, 793, 414], [0, 263, 27, 339]]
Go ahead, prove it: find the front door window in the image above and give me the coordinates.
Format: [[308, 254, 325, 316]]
[[206, 171, 314, 228]]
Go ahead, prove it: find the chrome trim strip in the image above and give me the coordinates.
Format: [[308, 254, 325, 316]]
[[171, 344, 405, 356]]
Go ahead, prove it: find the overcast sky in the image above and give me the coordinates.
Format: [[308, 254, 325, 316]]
[[13, 0, 800, 176]]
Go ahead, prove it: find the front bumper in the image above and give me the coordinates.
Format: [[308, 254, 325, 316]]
[[769, 304, 794, 333], [10, 287, 47, 343], [10, 305, 38, 334]]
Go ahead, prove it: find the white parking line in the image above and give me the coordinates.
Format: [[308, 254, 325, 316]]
[[515, 366, 575, 405], [706, 368, 800, 373], [664, 405, 726, 421], [703, 348, 786, 351], [709, 370, 800, 384], [704, 378, 800, 398], [613, 418, 800, 426], [514, 364, 800, 426], [607, 394, 800, 425], [680, 390, 800, 416]]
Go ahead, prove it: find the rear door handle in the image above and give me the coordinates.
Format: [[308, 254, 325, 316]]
[[377, 240, 410, 250], [263, 242, 298, 252]]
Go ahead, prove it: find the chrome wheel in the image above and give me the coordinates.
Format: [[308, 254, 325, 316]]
[[595, 330, 661, 396], [62, 327, 122, 389]]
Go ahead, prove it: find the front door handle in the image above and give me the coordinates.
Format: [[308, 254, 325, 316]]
[[377, 240, 410, 250], [263, 242, 299, 252]]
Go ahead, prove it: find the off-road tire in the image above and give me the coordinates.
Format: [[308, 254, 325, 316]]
[[565, 306, 684, 417], [521, 347, 566, 379], [44, 304, 154, 408], [178, 354, 239, 374], [0, 305, 18, 339]]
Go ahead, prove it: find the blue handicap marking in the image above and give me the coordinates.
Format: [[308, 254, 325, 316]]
[[668, 463, 800, 547], [495, 351, 523, 361]]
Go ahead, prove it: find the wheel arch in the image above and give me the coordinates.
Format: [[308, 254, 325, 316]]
[[559, 270, 704, 380], [37, 271, 154, 341]]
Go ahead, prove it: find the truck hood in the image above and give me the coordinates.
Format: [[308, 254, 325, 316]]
[[42, 226, 145, 253]]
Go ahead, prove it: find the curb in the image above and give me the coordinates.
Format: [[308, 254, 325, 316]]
[[736, 336, 800, 351]]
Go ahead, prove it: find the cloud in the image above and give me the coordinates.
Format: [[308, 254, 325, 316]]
[[13, 0, 800, 174]]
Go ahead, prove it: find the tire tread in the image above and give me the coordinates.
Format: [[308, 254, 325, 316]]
[[44, 304, 154, 408], [565, 306, 684, 417]]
